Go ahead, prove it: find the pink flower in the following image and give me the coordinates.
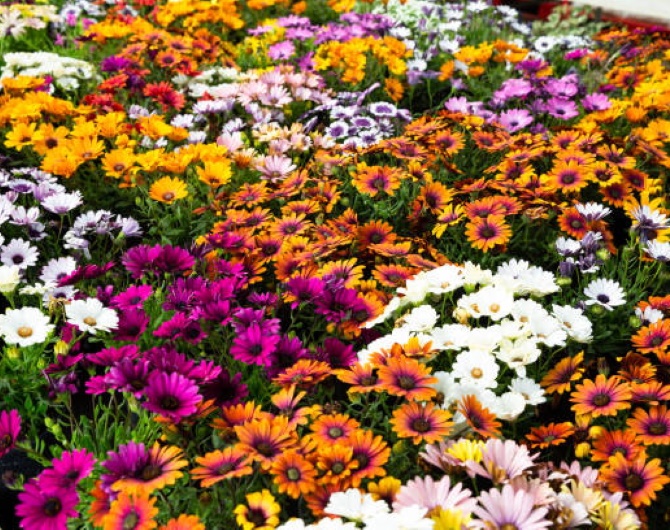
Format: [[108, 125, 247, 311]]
[[465, 439, 536, 484], [393, 476, 477, 518], [16, 480, 79, 530], [258, 155, 296, 182], [0, 409, 20, 458], [473, 484, 550, 529]]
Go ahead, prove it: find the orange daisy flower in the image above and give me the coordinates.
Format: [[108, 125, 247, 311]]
[[111, 444, 187, 495], [351, 163, 403, 197], [310, 414, 360, 445], [273, 360, 331, 390], [160, 515, 205, 530], [377, 356, 437, 401], [591, 429, 644, 463], [234, 416, 297, 470], [373, 264, 417, 288], [526, 422, 575, 449], [234, 490, 281, 530], [348, 429, 390, 486], [458, 395, 501, 439], [358, 220, 397, 250], [102, 491, 158, 530], [541, 351, 584, 394], [191, 447, 253, 487], [391, 401, 454, 445], [570, 375, 632, 418], [632, 319, 670, 355], [313, 443, 358, 487], [335, 363, 380, 393], [149, 177, 188, 203], [600, 453, 670, 507], [418, 181, 453, 214], [368, 477, 402, 505], [545, 161, 590, 191], [270, 450, 317, 499], [465, 215, 512, 252], [627, 405, 670, 445]]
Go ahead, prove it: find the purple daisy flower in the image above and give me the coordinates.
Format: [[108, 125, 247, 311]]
[[105, 359, 152, 398], [16, 480, 79, 530], [315, 338, 356, 369], [230, 324, 279, 366], [200, 370, 248, 407], [111, 285, 153, 310], [143, 371, 201, 422], [113, 308, 149, 341], [88, 345, 140, 367], [266, 335, 309, 378], [39, 449, 96, 491], [582, 93, 612, 112], [152, 245, 194, 274], [545, 98, 579, 120], [268, 41, 295, 60], [100, 441, 147, 493], [498, 109, 534, 132], [0, 409, 21, 458]]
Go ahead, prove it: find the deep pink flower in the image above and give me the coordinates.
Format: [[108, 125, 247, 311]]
[[0, 409, 21, 458], [39, 449, 96, 490], [143, 371, 201, 422], [230, 324, 280, 366], [16, 480, 79, 530]]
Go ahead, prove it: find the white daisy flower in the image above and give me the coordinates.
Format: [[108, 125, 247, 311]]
[[583, 278, 626, 311], [453, 351, 499, 388], [325, 489, 389, 522], [465, 327, 502, 354], [462, 261, 494, 287], [363, 505, 433, 530], [496, 337, 541, 375], [509, 377, 546, 406], [645, 240, 670, 262], [399, 305, 438, 332], [1, 238, 39, 270], [458, 285, 514, 321], [40, 256, 78, 285], [430, 371, 459, 406], [511, 299, 549, 326], [0, 265, 21, 293], [65, 298, 118, 334], [493, 391, 526, 421], [551, 304, 593, 343], [635, 305, 665, 325], [528, 314, 567, 347], [430, 323, 470, 350], [421, 263, 466, 295], [0, 307, 54, 347], [556, 237, 584, 256]]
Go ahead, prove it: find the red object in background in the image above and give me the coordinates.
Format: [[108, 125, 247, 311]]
[[492, 0, 670, 30]]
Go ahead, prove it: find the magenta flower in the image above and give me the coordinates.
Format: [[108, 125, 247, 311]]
[[230, 324, 280, 366], [498, 109, 533, 132], [111, 284, 153, 310], [473, 484, 550, 530], [582, 93, 612, 112], [88, 345, 140, 366], [201, 370, 248, 407], [143, 371, 201, 422], [268, 41, 296, 60], [100, 441, 148, 493], [39, 449, 97, 490], [0, 409, 21, 458], [545, 98, 579, 120], [113, 308, 149, 341], [16, 480, 79, 530]]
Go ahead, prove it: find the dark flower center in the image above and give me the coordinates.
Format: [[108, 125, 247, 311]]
[[141, 464, 162, 481], [651, 336, 664, 346], [129, 296, 142, 305], [123, 510, 140, 529], [247, 508, 267, 526], [397, 376, 417, 390], [372, 178, 386, 191], [480, 227, 496, 239], [286, 468, 301, 481], [255, 442, 274, 456], [593, 393, 611, 407], [596, 294, 610, 304], [370, 233, 383, 244], [648, 421, 667, 436], [411, 419, 430, 433], [43, 498, 62, 517], [113, 163, 125, 172], [331, 462, 345, 475], [12, 255, 23, 264], [354, 453, 369, 469], [561, 172, 576, 184], [360, 375, 377, 386], [216, 463, 234, 475], [160, 396, 180, 410], [624, 473, 644, 491]]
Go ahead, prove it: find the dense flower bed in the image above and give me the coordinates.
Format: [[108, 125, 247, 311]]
[[0, 0, 669, 528]]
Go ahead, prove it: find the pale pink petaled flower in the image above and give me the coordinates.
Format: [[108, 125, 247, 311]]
[[268, 138, 292, 156], [473, 484, 551, 530], [260, 85, 293, 107], [420, 440, 459, 472], [258, 155, 296, 182], [557, 461, 599, 488], [236, 81, 267, 105], [260, 69, 285, 85], [217, 132, 244, 152], [393, 475, 477, 518], [465, 439, 536, 484], [508, 476, 556, 507], [209, 83, 240, 99]]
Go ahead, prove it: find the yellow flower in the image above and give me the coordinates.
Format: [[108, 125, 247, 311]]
[[4, 122, 37, 151], [149, 177, 188, 203]]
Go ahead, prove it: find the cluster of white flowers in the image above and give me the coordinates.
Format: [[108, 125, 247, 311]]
[[0, 4, 60, 39], [532, 34, 592, 56], [361, 259, 593, 422], [1, 52, 99, 92], [278, 489, 433, 529]]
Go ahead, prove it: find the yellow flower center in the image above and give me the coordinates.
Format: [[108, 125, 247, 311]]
[[17, 326, 33, 338], [83, 316, 97, 326]]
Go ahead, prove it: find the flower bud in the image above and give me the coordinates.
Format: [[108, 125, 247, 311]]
[[589, 304, 605, 316], [575, 442, 591, 458], [556, 277, 573, 288], [596, 248, 610, 261], [629, 316, 642, 328], [392, 441, 405, 455]]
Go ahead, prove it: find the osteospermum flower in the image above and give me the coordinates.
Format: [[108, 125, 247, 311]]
[[591, 429, 643, 463], [393, 475, 476, 518], [627, 405, 670, 445], [149, 177, 188, 204], [391, 401, 453, 445], [632, 319, 670, 354], [526, 422, 574, 449], [348, 429, 390, 486], [600, 453, 670, 507], [583, 278, 626, 311], [143, 372, 201, 422], [234, 489, 281, 530], [102, 490, 158, 530], [458, 395, 502, 439], [465, 216, 512, 252], [16, 480, 80, 530], [270, 450, 317, 498], [191, 447, 253, 487], [109, 443, 188, 495], [40, 448, 96, 490], [0, 307, 54, 347], [65, 298, 118, 334], [541, 351, 584, 394], [234, 416, 297, 469], [570, 375, 631, 418], [310, 414, 359, 444], [0, 409, 20, 458], [160, 515, 205, 530], [473, 484, 550, 529], [377, 356, 437, 401]]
